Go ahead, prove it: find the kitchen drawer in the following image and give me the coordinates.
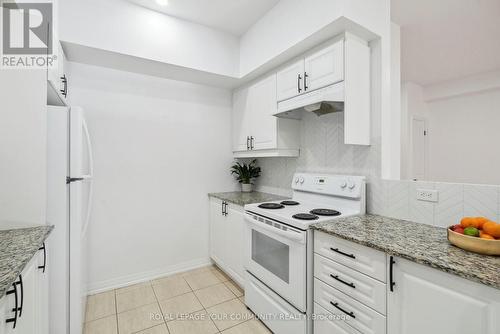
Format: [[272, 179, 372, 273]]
[[314, 253, 386, 315], [314, 302, 361, 334], [314, 231, 386, 282], [314, 278, 386, 334]]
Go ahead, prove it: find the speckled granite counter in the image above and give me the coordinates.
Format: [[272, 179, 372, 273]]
[[0, 226, 54, 299], [208, 191, 288, 206], [311, 214, 500, 290]]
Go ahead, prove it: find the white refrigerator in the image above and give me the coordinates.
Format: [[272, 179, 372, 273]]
[[47, 106, 93, 334]]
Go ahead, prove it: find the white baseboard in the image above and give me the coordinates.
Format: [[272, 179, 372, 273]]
[[87, 257, 213, 295]]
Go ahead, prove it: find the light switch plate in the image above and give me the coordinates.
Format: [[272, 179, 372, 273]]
[[416, 189, 439, 202]]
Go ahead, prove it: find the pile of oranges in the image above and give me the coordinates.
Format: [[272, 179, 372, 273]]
[[450, 217, 500, 240]]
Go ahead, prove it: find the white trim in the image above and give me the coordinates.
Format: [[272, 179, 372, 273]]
[[86, 258, 212, 295]]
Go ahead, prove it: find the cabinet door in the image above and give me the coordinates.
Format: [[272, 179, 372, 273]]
[[249, 74, 278, 150], [232, 87, 251, 152], [37, 247, 49, 334], [14, 258, 39, 334], [276, 60, 304, 101], [304, 40, 344, 92], [388, 256, 500, 334], [225, 204, 245, 286], [210, 199, 228, 267]]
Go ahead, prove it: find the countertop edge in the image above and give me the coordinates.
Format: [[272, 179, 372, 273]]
[[311, 218, 500, 290], [208, 191, 288, 206], [0, 226, 54, 299]]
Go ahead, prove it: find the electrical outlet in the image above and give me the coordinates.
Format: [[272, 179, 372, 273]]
[[416, 189, 439, 202]]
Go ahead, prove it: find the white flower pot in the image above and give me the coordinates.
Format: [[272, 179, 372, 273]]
[[241, 183, 253, 193]]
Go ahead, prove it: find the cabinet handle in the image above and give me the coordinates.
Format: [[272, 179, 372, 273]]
[[221, 201, 225, 216], [38, 242, 47, 273], [250, 136, 254, 150], [13, 275, 23, 317], [224, 202, 228, 216], [246, 136, 250, 150], [330, 247, 356, 259], [5, 282, 18, 329], [297, 74, 302, 93], [329, 301, 355, 318], [330, 274, 355, 289], [60, 74, 68, 97], [304, 72, 308, 91], [389, 256, 396, 292]]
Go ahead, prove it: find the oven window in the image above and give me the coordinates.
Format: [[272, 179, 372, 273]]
[[251, 229, 290, 283]]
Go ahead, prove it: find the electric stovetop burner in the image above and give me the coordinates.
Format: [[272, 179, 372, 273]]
[[310, 208, 341, 216], [258, 203, 285, 209], [292, 213, 319, 220], [281, 200, 300, 206]]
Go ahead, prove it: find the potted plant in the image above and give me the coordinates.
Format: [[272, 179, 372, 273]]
[[230, 159, 261, 192]]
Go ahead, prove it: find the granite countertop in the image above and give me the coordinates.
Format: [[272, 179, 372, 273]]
[[208, 191, 288, 206], [311, 214, 500, 290], [0, 226, 54, 299]]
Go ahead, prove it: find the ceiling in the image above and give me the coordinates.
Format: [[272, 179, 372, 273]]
[[392, 0, 500, 86], [126, 0, 280, 36]]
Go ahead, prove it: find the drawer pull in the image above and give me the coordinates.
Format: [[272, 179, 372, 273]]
[[330, 247, 356, 259], [330, 301, 355, 319], [330, 274, 355, 289]]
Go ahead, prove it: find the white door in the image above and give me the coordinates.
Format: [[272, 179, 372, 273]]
[[276, 59, 304, 101], [232, 87, 251, 152], [37, 244, 49, 334], [304, 40, 344, 92], [388, 256, 500, 334], [209, 198, 228, 267], [411, 117, 426, 180], [225, 204, 245, 286], [69, 107, 94, 334], [248, 74, 278, 151], [14, 258, 39, 334]]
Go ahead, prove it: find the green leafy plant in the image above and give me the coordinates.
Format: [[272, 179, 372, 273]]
[[230, 159, 261, 184]]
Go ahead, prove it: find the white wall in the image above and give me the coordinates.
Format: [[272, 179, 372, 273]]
[[426, 89, 500, 185], [0, 70, 47, 226], [66, 62, 236, 292], [401, 73, 500, 185], [60, 0, 240, 77]]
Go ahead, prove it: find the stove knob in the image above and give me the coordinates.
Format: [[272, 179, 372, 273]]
[[294, 177, 300, 184], [299, 177, 305, 184], [348, 181, 356, 189], [340, 181, 347, 189]]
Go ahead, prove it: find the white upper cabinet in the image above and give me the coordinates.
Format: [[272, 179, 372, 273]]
[[232, 74, 300, 157], [304, 41, 344, 92], [388, 256, 500, 334], [277, 60, 305, 102]]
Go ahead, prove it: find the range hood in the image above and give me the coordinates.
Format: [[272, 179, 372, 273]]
[[275, 81, 345, 119]]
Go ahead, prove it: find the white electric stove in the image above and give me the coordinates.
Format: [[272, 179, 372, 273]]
[[243, 173, 366, 334]]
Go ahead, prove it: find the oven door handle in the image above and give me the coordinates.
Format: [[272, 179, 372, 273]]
[[245, 215, 306, 243]]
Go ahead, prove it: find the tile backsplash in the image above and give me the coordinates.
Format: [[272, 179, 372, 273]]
[[243, 111, 500, 228], [369, 179, 500, 227], [247, 111, 381, 197]]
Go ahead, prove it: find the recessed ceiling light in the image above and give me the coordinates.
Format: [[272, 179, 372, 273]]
[[156, 0, 168, 6]]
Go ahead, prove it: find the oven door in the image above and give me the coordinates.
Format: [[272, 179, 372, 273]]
[[245, 211, 307, 311]]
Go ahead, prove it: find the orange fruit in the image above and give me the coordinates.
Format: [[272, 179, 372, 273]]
[[460, 217, 479, 228], [475, 217, 489, 229], [480, 233, 495, 240], [482, 221, 500, 238]]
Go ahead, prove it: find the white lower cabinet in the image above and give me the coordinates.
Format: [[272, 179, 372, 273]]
[[0, 246, 49, 334], [313, 231, 500, 334], [387, 256, 500, 334], [209, 197, 245, 287]]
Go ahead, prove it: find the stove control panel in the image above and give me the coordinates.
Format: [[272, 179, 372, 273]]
[[292, 173, 365, 198]]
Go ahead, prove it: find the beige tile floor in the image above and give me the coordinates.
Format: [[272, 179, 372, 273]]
[[83, 265, 272, 334]]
